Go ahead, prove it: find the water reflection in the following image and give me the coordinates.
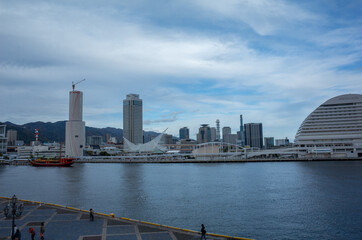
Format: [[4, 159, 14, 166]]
[[60, 164, 86, 207], [0, 162, 361, 240], [118, 164, 149, 219]]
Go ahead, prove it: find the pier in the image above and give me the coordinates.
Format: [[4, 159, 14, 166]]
[[0, 197, 252, 240]]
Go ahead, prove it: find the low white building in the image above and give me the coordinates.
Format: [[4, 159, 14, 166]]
[[17, 145, 65, 159], [275, 138, 290, 147]]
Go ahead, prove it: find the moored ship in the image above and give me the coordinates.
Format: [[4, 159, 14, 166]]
[[30, 143, 74, 167], [30, 157, 74, 167]]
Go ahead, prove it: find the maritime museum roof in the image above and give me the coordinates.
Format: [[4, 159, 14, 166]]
[[123, 132, 167, 153]]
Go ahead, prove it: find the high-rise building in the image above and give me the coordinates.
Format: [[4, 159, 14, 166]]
[[222, 127, 231, 142], [179, 127, 189, 140], [239, 115, 245, 146], [123, 94, 143, 144], [65, 88, 86, 157], [244, 123, 263, 148], [216, 119, 220, 141], [197, 124, 211, 143], [264, 137, 274, 149], [0, 125, 7, 154], [210, 127, 217, 142], [6, 129, 17, 146]]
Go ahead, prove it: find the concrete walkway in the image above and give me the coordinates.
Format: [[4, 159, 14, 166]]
[[0, 198, 252, 240]]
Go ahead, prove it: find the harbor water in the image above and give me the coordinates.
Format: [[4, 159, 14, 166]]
[[0, 161, 361, 239]]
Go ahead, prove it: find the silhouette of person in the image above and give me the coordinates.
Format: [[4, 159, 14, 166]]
[[90, 208, 95, 221], [40, 222, 45, 240], [14, 229, 21, 240], [200, 224, 207, 240], [28, 227, 35, 240]]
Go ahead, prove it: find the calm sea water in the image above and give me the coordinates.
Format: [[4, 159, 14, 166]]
[[0, 161, 361, 240]]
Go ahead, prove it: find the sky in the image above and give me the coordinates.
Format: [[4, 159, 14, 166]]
[[1, 0, 362, 141]]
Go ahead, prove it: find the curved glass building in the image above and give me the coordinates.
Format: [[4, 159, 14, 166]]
[[295, 94, 362, 158]]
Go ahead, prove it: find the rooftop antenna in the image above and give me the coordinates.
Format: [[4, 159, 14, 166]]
[[72, 78, 86, 91]]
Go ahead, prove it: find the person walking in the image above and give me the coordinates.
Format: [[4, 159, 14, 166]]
[[40, 222, 45, 240], [89, 208, 95, 221], [200, 224, 207, 240], [14, 229, 21, 240], [28, 228, 35, 240]]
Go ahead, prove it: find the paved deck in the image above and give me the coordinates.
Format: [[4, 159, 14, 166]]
[[0, 197, 251, 240]]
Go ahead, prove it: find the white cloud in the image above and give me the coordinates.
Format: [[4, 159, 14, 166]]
[[0, 1, 361, 141], [191, 0, 317, 35]]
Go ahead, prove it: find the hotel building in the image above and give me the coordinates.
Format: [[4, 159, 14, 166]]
[[294, 94, 362, 158], [123, 94, 143, 144]]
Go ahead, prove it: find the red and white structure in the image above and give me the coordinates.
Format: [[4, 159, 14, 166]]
[[35, 129, 39, 142], [65, 86, 85, 157]]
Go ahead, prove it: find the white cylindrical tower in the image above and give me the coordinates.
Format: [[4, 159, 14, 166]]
[[65, 90, 85, 158], [69, 91, 83, 121]]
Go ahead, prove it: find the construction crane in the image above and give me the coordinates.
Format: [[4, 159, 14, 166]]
[[72, 78, 85, 91]]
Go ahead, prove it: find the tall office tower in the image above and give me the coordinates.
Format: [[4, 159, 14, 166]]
[[239, 115, 245, 146], [210, 127, 217, 142], [222, 126, 231, 142], [216, 119, 220, 141], [6, 129, 17, 146], [0, 125, 7, 154], [65, 89, 85, 157], [123, 94, 143, 144], [179, 127, 190, 140], [197, 124, 211, 143], [244, 123, 263, 148]]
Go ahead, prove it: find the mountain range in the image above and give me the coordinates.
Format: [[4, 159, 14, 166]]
[[0, 121, 160, 144]]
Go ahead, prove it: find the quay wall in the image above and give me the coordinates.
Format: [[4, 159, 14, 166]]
[[76, 157, 362, 163], [1, 157, 361, 165]]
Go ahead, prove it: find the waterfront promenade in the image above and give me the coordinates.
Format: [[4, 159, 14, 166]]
[[0, 197, 252, 240]]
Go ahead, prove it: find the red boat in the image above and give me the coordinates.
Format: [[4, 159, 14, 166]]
[[30, 158, 74, 167], [30, 143, 74, 167]]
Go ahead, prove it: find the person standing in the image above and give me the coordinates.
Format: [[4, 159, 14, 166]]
[[40, 222, 45, 240], [89, 208, 95, 221], [200, 224, 207, 240], [28, 228, 35, 240], [14, 229, 21, 240]]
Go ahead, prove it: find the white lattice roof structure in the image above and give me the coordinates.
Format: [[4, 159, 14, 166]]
[[123, 132, 167, 153]]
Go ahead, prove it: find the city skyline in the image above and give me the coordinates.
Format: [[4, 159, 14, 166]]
[[1, 1, 362, 141]]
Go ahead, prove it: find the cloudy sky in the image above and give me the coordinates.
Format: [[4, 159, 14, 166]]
[[1, 0, 362, 141]]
